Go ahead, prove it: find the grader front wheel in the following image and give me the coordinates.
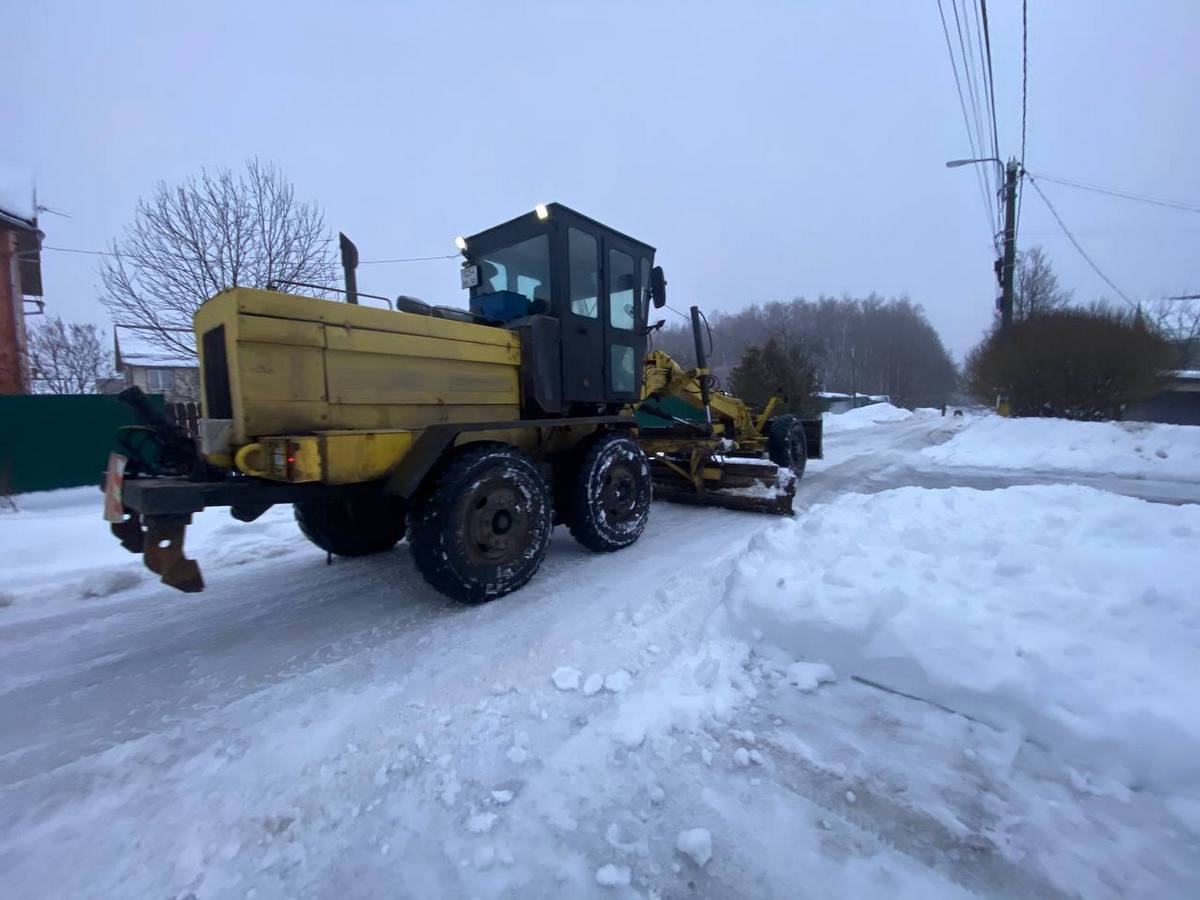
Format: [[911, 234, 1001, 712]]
[[408, 443, 552, 603]]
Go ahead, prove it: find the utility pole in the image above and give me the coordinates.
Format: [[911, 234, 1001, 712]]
[[998, 158, 1020, 333]]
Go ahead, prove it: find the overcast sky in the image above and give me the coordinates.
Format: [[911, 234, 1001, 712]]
[[9, 1, 1199, 359]]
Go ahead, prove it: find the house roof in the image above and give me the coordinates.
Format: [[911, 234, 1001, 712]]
[[114, 326, 197, 369]]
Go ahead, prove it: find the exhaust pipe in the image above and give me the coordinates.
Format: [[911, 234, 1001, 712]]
[[690, 305, 713, 425], [339, 232, 359, 305]]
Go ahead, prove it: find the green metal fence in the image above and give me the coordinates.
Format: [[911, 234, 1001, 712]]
[[0, 394, 164, 495]]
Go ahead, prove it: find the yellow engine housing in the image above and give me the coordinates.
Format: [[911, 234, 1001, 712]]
[[194, 288, 523, 483]]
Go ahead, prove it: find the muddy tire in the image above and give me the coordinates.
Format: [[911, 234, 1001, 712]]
[[408, 443, 552, 603], [294, 496, 407, 557], [767, 415, 808, 477], [564, 433, 652, 552]]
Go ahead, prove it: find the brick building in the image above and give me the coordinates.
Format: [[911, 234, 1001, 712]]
[[0, 167, 43, 395]]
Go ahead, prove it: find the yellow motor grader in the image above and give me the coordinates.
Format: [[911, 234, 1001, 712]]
[[104, 204, 821, 603]]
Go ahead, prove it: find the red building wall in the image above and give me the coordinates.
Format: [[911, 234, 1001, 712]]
[[0, 229, 31, 394]]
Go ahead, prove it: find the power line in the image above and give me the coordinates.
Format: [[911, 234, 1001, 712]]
[[22, 244, 460, 264], [1023, 171, 1200, 214], [1025, 174, 1136, 309], [953, 0, 998, 224], [358, 253, 458, 264], [978, 0, 1003, 182], [936, 0, 998, 248], [1016, 0, 1028, 236]]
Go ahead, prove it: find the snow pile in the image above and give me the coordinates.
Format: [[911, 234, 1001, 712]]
[[922, 414, 1200, 480], [822, 402, 916, 434], [718, 484, 1200, 788]]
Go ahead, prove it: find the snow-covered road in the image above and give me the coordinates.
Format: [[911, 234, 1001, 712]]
[[2, 411, 1198, 899]]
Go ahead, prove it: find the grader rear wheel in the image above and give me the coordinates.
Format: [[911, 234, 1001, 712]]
[[565, 434, 652, 552], [294, 497, 407, 557], [408, 443, 552, 603]]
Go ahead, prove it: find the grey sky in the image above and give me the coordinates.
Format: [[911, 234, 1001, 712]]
[[10, 1, 1199, 359]]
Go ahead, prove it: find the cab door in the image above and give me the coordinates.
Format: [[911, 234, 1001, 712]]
[[561, 225, 605, 404], [601, 237, 646, 404]]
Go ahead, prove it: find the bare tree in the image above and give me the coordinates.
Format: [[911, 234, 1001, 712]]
[[1014, 245, 1072, 321], [28, 317, 109, 394], [100, 158, 336, 357]]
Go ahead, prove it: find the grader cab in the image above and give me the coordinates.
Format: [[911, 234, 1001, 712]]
[[104, 203, 820, 603]]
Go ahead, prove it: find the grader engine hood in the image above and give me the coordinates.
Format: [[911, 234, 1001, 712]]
[[193, 287, 522, 478]]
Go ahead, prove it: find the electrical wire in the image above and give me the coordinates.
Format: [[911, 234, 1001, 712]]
[[979, 0, 1003, 189], [1022, 171, 1200, 214], [1025, 174, 1137, 309], [936, 0, 998, 248], [21, 244, 460, 264], [953, 0, 998, 228], [358, 253, 459, 264], [1016, 0, 1028, 237]]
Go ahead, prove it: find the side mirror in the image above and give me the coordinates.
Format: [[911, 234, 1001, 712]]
[[651, 266, 667, 309]]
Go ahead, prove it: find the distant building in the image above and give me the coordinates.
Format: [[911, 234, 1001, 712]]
[[102, 327, 200, 403], [816, 391, 888, 415], [0, 166, 43, 395], [1122, 339, 1200, 426]]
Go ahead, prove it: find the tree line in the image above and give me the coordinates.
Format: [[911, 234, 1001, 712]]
[[653, 295, 959, 410]]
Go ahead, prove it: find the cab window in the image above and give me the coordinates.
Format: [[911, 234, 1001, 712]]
[[568, 228, 599, 318], [608, 248, 635, 330]]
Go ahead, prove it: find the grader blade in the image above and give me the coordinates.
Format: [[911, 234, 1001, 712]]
[[649, 458, 796, 516]]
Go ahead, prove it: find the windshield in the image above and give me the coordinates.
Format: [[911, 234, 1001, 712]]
[[473, 234, 551, 306]]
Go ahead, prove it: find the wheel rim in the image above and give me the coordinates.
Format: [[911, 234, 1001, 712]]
[[600, 460, 639, 523], [462, 477, 530, 566]]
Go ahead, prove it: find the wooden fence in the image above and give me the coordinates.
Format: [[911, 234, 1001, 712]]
[[165, 401, 202, 438]]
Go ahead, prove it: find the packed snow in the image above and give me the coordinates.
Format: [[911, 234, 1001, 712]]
[[2, 412, 1199, 898], [922, 413, 1200, 480]]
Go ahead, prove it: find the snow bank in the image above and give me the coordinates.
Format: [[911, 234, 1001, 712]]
[[822, 402, 915, 434], [922, 414, 1200, 480], [718, 484, 1200, 788]]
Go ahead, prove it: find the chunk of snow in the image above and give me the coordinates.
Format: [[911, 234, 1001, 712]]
[[733, 747, 751, 767], [785, 661, 836, 691], [552, 666, 581, 691], [582, 673, 605, 696], [675, 828, 713, 867], [490, 790, 513, 805], [611, 717, 646, 748], [603, 669, 632, 693], [594, 863, 631, 887], [466, 811, 497, 834]]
